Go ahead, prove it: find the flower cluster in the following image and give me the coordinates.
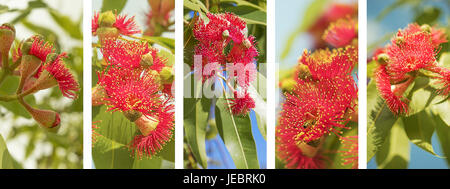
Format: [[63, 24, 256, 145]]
[[0, 24, 79, 130], [93, 13, 174, 158], [276, 6, 358, 169], [373, 23, 448, 115], [193, 13, 259, 116]]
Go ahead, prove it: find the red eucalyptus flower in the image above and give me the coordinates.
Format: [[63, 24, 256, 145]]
[[114, 14, 141, 35], [99, 68, 162, 114], [279, 78, 357, 143], [193, 13, 259, 86], [276, 131, 326, 169], [41, 53, 79, 99], [101, 39, 150, 69], [228, 90, 255, 116], [375, 65, 409, 115], [308, 3, 357, 48], [297, 46, 357, 81], [426, 65, 450, 96], [385, 24, 437, 82], [92, 11, 141, 36], [323, 17, 357, 48], [130, 100, 174, 158], [29, 35, 54, 62]]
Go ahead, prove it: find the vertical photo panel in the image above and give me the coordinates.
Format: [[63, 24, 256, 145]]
[[367, 0, 449, 169], [91, 0, 175, 169], [0, 0, 83, 169], [276, 0, 358, 169], [183, 0, 267, 169]]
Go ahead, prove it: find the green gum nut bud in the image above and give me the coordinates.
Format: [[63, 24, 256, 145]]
[[140, 53, 154, 68], [420, 24, 432, 33], [280, 78, 296, 92], [376, 53, 390, 65], [395, 36, 405, 46], [297, 64, 311, 80], [99, 11, 116, 27], [160, 67, 174, 84], [123, 109, 142, 122], [97, 27, 119, 45], [0, 23, 16, 55], [243, 38, 252, 49], [20, 41, 33, 55]]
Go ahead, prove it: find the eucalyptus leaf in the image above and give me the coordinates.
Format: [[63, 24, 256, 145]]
[[376, 119, 410, 169], [367, 80, 398, 162], [402, 111, 438, 156], [215, 97, 260, 169], [101, 0, 128, 13]]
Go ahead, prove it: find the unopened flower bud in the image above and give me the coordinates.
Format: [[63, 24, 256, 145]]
[[20, 98, 60, 129], [160, 67, 174, 84], [376, 53, 389, 65], [280, 78, 296, 92], [297, 137, 324, 158], [20, 41, 33, 55], [97, 28, 120, 45], [243, 38, 252, 49], [123, 109, 142, 122], [395, 36, 405, 46], [420, 24, 432, 33], [135, 115, 159, 136], [99, 11, 116, 27], [222, 30, 230, 38], [27, 70, 58, 94], [297, 64, 311, 80], [140, 53, 154, 68], [19, 55, 42, 91], [0, 23, 15, 55], [92, 85, 108, 106]]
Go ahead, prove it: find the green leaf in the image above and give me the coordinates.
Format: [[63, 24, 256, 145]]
[[158, 138, 175, 162], [430, 96, 450, 126], [92, 106, 136, 169], [220, 0, 265, 12], [439, 52, 450, 67], [376, 119, 410, 169], [0, 5, 9, 14], [0, 134, 22, 169], [184, 0, 209, 14], [433, 116, 450, 166], [407, 77, 433, 115], [28, 0, 47, 8], [101, 0, 128, 13], [249, 72, 266, 140], [280, 0, 328, 60], [367, 79, 398, 162], [414, 6, 441, 25], [48, 8, 82, 40], [143, 36, 175, 53], [367, 60, 377, 79], [402, 111, 438, 156], [184, 78, 210, 168], [241, 10, 266, 26], [215, 96, 260, 169]]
